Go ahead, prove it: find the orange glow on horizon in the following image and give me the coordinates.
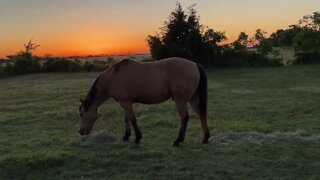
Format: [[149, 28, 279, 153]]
[[1, 0, 319, 58]]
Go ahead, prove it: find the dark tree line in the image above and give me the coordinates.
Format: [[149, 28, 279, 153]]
[[147, 3, 320, 66], [147, 3, 280, 67], [269, 11, 320, 63]]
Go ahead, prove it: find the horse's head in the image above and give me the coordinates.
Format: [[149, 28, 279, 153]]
[[78, 99, 98, 136]]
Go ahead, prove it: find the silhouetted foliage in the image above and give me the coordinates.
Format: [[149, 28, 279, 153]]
[[293, 29, 320, 64], [147, 3, 226, 66], [299, 11, 320, 31], [295, 52, 320, 64], [12, 58, 41, 74], [42, 57, 82, 72], [291, 11, 320, 64], [218, 47, 281, 67], [3, 39, 41, 74], [269, 25, 304, 47], [232, 32, 249, 51]]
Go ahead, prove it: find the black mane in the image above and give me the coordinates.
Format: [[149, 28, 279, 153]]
[[82, 75, 101, 111]]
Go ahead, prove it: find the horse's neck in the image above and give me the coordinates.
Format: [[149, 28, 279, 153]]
[[90, 88, 109, 111], [84, 76, 109, 111]]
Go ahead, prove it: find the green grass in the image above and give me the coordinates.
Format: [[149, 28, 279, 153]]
[[1, 65, 320, 179]]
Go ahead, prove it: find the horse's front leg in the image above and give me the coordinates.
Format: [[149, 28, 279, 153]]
[[122, 117, 131, 141], [120, 102, 142, 144]]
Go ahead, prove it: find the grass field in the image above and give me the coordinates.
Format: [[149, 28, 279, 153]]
[[1, 65, 320, 179]]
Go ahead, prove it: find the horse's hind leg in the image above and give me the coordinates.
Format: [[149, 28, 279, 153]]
[[189, 95, 200, 117], [189, 97, 210, 144], [172, 100, 189, 146], [120, 102, 142, 144]]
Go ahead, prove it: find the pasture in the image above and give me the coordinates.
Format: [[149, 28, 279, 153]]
[[0, 65, 320, 179]]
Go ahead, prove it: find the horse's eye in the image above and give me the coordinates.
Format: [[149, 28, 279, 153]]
[[80, 114, 83, 117]]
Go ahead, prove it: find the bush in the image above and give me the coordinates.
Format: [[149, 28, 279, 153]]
[[219, 49, 282, 67], [68, 59, 83, 72], [83, 61, 107, 72], [42, 57, 82, 72], [11, 57, 41, 74], [294, 52, 320, 64], [106, 57, 117, 67], [3, 63, 13, 75], [0, 66, 5, 77]]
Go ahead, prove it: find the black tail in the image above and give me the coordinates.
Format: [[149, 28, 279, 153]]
[[196, 64, 208, 121]]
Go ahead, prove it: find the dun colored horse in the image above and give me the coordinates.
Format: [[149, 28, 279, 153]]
[[79, 57, 210, 146]]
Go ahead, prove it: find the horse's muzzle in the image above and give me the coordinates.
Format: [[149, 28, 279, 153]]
[[79, 128, 91, 136]]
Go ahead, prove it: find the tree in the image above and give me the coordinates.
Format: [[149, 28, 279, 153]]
[[14, 39, 40, 60], [254, 29, 267, 43], [293, 29, 320, 63], [252, 29, 272, 55], [147, 3, 226, 65], [233, 32, 249, 50], [7, 39, 41, 74], [291, 12, 320, 63], [269, 26, 303, 47], [294, 30, 320, 52], [257, 39, 273, 56], [299, 11, 320, 31], [24, 39, 40, 54], [147, 35, 167, 60]]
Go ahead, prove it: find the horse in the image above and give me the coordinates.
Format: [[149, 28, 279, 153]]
[[78, 57, 210, 146]]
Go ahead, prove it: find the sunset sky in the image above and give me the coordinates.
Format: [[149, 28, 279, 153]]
[[1, 0, 319, 57]]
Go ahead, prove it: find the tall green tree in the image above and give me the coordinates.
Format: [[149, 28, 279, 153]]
[[147, 3, 226, 65], [233, 32, 249, 50], [299, 11, 320, 31], [253, 29, 272, 55], [293, 11, 320, 63], [254, 29, 267, 43], [269, 25, 303, 47]]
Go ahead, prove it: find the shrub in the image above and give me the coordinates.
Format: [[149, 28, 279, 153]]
[[219, 49, 282, 67], [42, 57, 82, 72], [68, 59, 83, 72], [294, 52, 320, 64], [83, 61, 107, 72], [0, 66, 5, 77], [4, 63, 14, 75], [11, 57, 41, 74], [106, 57, 117, 68]]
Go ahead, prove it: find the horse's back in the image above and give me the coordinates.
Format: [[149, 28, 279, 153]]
[[106, 57, 200, 103]]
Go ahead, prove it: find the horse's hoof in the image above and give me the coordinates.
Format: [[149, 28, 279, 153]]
[[135, 139, 140, 144], [122, 136, 129, 141], [202, 139, 209, 144], [171, 141, 180, 147]]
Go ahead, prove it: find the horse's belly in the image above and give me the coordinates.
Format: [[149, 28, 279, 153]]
[[132, 91, 171, 104]]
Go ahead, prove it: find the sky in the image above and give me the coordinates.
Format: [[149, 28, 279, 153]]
[[0, 0, 319, 57]]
